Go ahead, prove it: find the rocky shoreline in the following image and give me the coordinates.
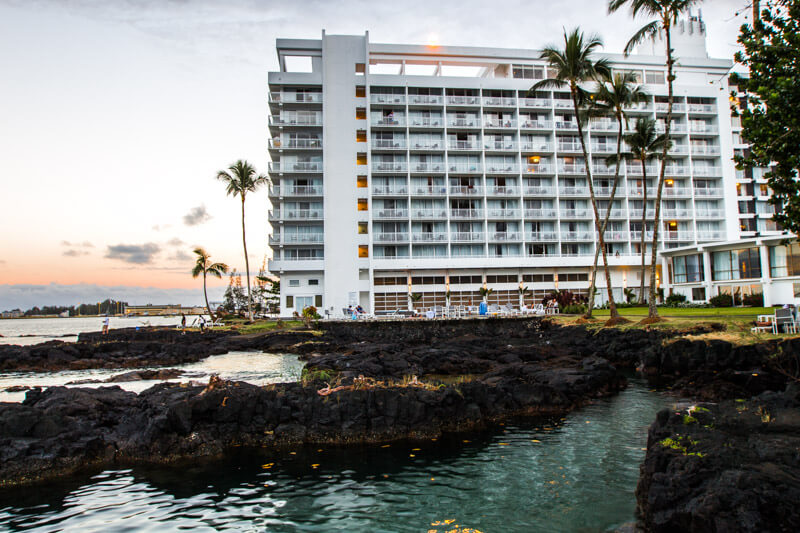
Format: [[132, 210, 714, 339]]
[[1, 318, 799, 530]]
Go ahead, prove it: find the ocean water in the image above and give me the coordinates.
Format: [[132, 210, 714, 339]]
[[0, 381, 673, 532]]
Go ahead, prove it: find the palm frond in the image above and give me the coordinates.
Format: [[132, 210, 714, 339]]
[[623, 20, 660, 57]]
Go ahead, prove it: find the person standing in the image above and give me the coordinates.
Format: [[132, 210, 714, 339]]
[[180, 314, 186, 334], [102, 316, 110, 335]]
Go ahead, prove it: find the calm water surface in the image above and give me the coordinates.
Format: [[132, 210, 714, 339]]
[[0, 381, 675, 532], [0, 316, 196, 346]]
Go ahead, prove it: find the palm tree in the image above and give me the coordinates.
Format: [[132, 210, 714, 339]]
[[531, 28, 611, 319], [587, 72, 647, 319], [609, 117, 670, 302], [609, 0, 701, 319], [217, 160, 269, 322], [192, 248, 229, 321]]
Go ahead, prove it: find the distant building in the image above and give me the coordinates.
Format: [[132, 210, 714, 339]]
[[123, 304, 206, 316], [0, 310, 23, 319]]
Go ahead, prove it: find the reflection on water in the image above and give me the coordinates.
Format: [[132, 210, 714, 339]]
[[0, 381, 675, 532], [0, 316, 196, 346], [0, 352, 304, 403]]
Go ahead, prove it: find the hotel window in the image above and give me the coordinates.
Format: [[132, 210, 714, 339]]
[[286, 295, 294, 308], [355, 86, 366, 97], [357, 198, 368, 211], [358, 222, 368, 234], [645, 70, 665, 84], [309, 279, 319, 286], [712, 248, 762, 281], [357, 175, 368, 188], [358, 245, 369, 258], [692, 287, 706, 301], [315, 295, 323, 307], [673, 254, 704, 284], [288, 279, 300, 287], [357, 153, 367, 165], [355, 63, 365, 74], [357, 130, 367, 142], [616, 69, 643, 83], [769, 243, 800, 277], [512, 64, 544, 80], [356, 108, 366, 120]]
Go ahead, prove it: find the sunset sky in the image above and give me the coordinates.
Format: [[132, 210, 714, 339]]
[[0, 0, 749, 310]]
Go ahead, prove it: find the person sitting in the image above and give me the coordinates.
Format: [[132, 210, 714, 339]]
[[356, 305, 365, 315]]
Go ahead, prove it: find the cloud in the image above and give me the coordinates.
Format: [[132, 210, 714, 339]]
[[167, 237, 184, 246], [182, 205, 212, 226], [61, 240, 94, 248], [62, 249, 90, 257], [0, 282, 222, 311], [104, 243, 161, 264], [169, 250, 192, 262], [152, 224, 172, 232]]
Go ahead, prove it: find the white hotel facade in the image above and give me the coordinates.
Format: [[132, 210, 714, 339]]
[[267, 20, 792, 316]]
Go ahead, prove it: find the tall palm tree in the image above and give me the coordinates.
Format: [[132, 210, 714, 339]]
[[587, 72, 647, 318], [609, 117, 671, 302], [531, 28, 611, 319], [609, 0, 701, 319], [192, 247, 229, 320], [217, 160, 269, 322]]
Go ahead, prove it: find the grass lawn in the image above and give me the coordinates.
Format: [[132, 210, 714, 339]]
[[215, 318, 303, 335], [591, 306, 775, 317]]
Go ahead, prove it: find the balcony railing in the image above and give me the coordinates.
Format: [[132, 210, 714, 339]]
[[593, 186, 616, 196], [269, 138, 322, 149], [269, 115, 322, 126], [269, 161, 323, 172], [626, 165, 659, 176], [558, 164, 587, 174], [373, 185, 409, 195], [663, 231, 695, 241], [446, 96, 481, 106], [371, 117, 406, 127], [670, 145, 690, 155], [601, 230, 630, 241], [524, 208, 558, 218], [590, 121, 619, 132], [408, 117, 444, 128], [523, 187, 554, 196], [695, 209, 724, 219], [408, 95, 444, 105], [559, 186, 589, 196], [692, 166, 722, 177], [592, 165, 618, 176], [411, 186, 448, 196], [519, 98, 552, 108], [280, 254, 325, 262], [483, 118, 518, 128], [557, 142, 583, 152], [449, 185, 483, 195], [374, 209, 409, 219], [450, 209, 484, 219], [371, 94, 406, 105], [655, 102, 686, 113], [271, 185, 322, 196], [487, 209, 521, 218], [520, 120, 553, 129], [411, 208, 448, 219], [520, 142, 553, 151], [655, 123, 688, 133], [451, 232, 485, 242], [447, 118, 481, 128], [448, 163, 483, 173], [630, 231, 655, 241], [485, 164, 520, 174], [561, 231, 593, 241], [281, 210, 324, 220], [269, 92, 322, 103], [597, 209, 625, 218], [560, 209, 590, 218], [555, 121, 579, 130], [410, 162, 445, 172], [661, 187, 692, 197], [661, 209, 693, 218], [689, 124, 718, 134], [482, 96, 517, 107], [693, 188, 723, 197], [553, 100, 573, 109], [372, 139, 407, 149], [484, 141, 518, 151], [697, 231, 725, 241], [409, 141, 444, 150], [527, 232, 559, 241], [691, 145, 721, 156], [591, 144, 620, 154], [524, 164, 553, 174], [449, 141, 482, 150], [271, 233, 324, 245], [486, 186, 520, 196], [373, 162, 408, 172], [412, 232, 448, 242], [687, 103, 716, 114], [374, 232, 409, 243], [489, 232, 522, 241], [664, 166, 689, 176]]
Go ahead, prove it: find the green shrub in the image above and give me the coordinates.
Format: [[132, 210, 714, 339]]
[[743, 293, 764, 307], [709, 294, 733, 307], [664, 293, 687, 307], [302, 306, 321, 319], [562, 304, 588, 314]]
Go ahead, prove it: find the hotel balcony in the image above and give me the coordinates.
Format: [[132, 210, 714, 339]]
[[520, 120, 553, 130], [373, 162, 408, 172], [520, 141, 553, 152], [268, 92, 322, 104], [600, 230, 630, 241], [450, 209, 484, 219], [592, 165, 618, 176], [623, 103, 653, 113], [561, 231, 593, 241], [449, 140, 482, 151], [410, 208, 448, 219], [374, 209, 409, 219], [411, 162, 446, 173], [411, 186, 448, 196], [269, 233, 324, 245], [663, 231, 695, 241], [374, 232, 410, 243], [408, 117, 444, 128], [687, 103, 716, 114], [411, 232, 448, 242], [449, 185, 483, 196], [523, 163, 554, 175], [597, 208, 626, 218], [448, 163, 483, 174], [372, 185, 409, 195], [523, 186, 555, 197], [695, 209, 725, 219], [593, 186, 617, 196], [486, 208, 521, 219], [664, 165, 689, 176], [661, 187, 692, 198], [371, 94, 406, 105], [627, 165, 659, 176], [560, 208, 590, 218], [485, 164, 520, 174], [519, 98, 552, 109], [692, 166, 722, 177], [555, 121, 579, 131], [446, 95, 481, 106], [268, 161, 322, 173], [486, 185, 520, 196], [557, 142, 583, 153], [269, 138, 322, 150], [697, 231, 725, 241], [482, 96, 517, 107], [489, 232, 522, 241], [661, 208, 693, 218], [484, 141, 518, 151], [655, 123, 688, 134], [451, 232, 485, 242], [630, 231, 655, 241], [655, 102, 686, 113], [628, 209, 654, 218], [526, 232, 559, 242], [269, 209, 324, 221], [447, 117, 481, 128], [693, 187, 724, 198], [371, 117, 406, 127], [483, 118, 518, 129], [558, 164, 587, 175], [670, 145, 690, 155], [372, 139, 407, 150], [591, 144, 620, 154], [524, 208, 558, 218], [558, 186, 589, 197], [553, 100, 573, 109], [408, 94, 444, 105], [269, 115, 322, 126], [691, 145, 721, 156], [269, 185, 323, 197], [590, 121, 620, 133]]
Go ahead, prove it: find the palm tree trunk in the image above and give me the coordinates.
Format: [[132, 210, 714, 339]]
[[241, 195, 254, 322], [202, 271, 214, 321], [639, 159, 649, 303], [649, 18, 674, 319], [572, 85, 601, 319]]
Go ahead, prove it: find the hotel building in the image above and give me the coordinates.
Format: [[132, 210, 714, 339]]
[[267, 19, 778, 317]]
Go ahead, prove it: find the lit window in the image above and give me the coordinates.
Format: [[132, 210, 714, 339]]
[[357, 198, 368, 211], [356, 108, 366, 120], [356, 130, 367, 142], [355, 86, 366, 97], [357, 153, 367, 165], [357, 176, 368, 188], [355, 63, 365, 74], [358, 245, 369, 258], [358, 222, 369, 234]]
